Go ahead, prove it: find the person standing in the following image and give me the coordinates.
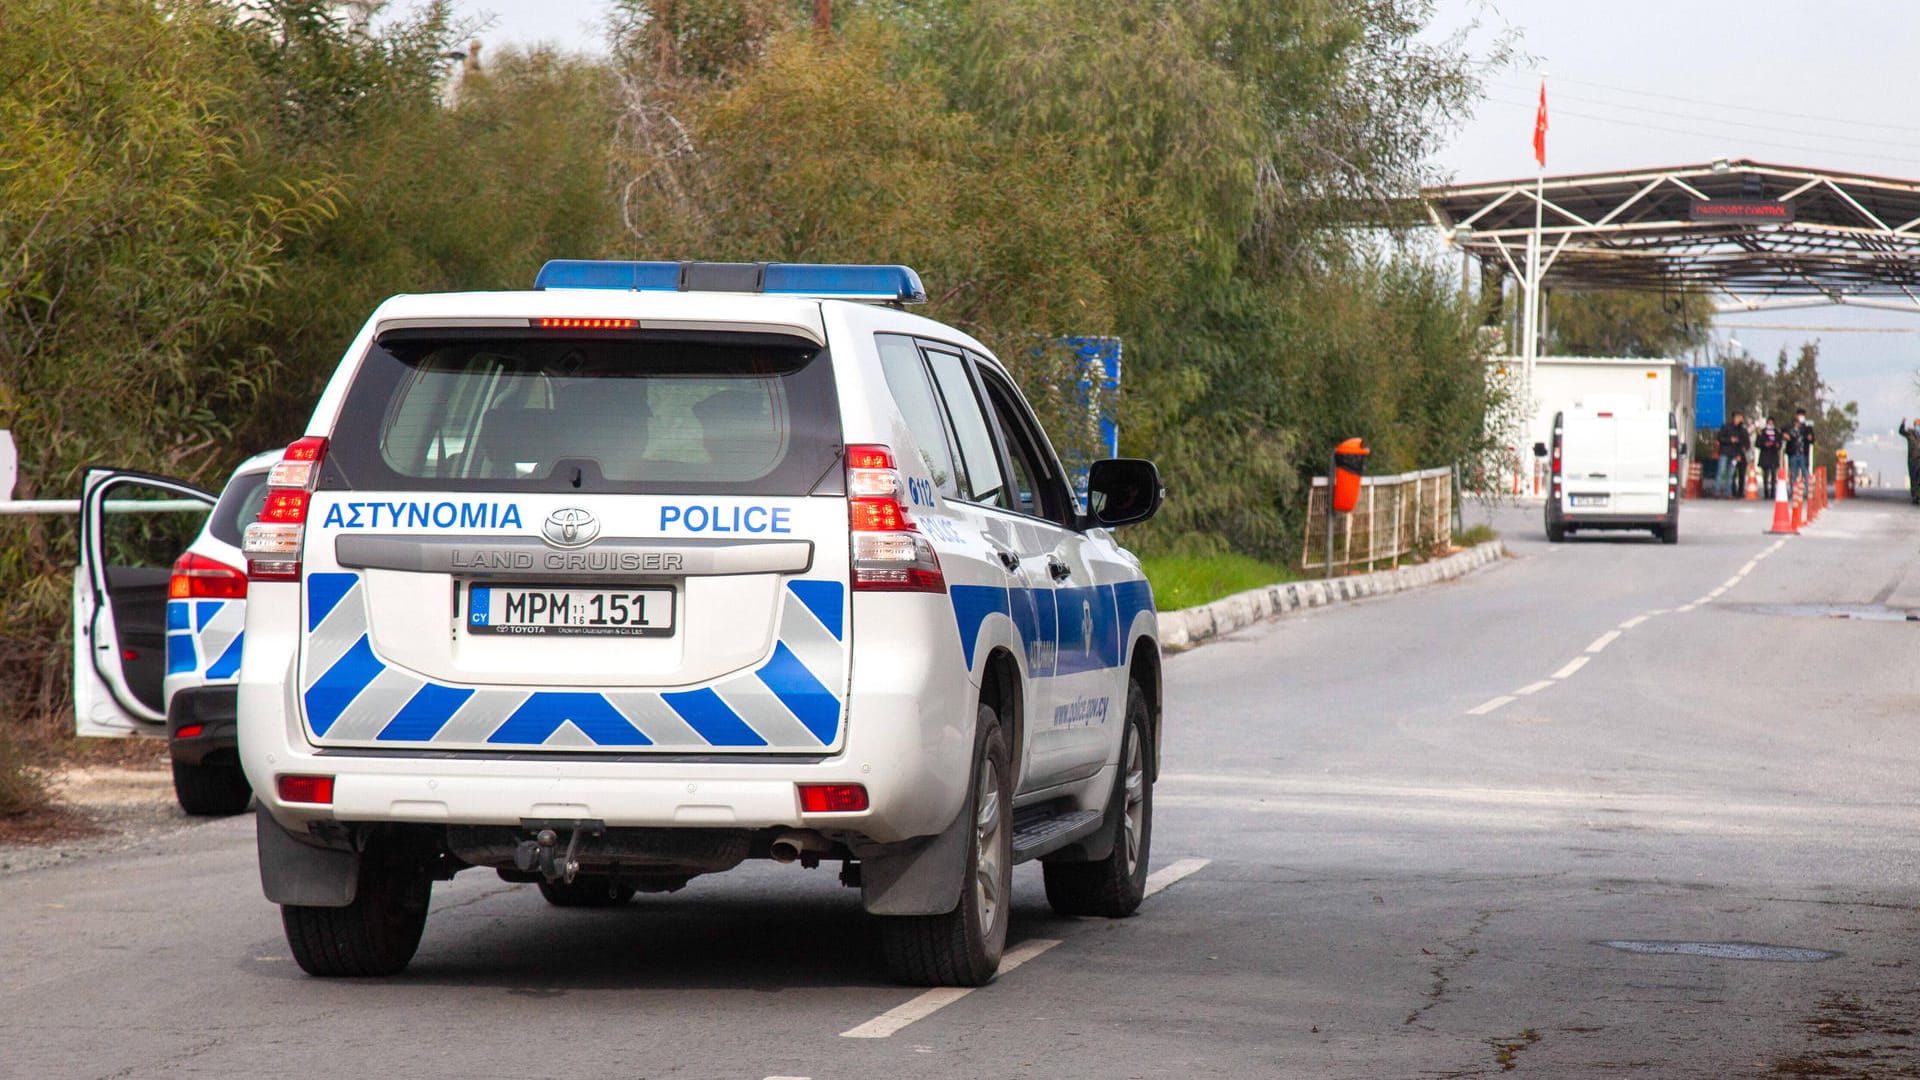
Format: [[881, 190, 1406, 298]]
[[1785, 407, 1816, 496], [1755, 416, 1783, 499], [1898, 418, 1920, 504], [1715, 412, 1750, 497]]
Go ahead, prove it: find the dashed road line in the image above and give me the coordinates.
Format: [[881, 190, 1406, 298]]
[[841, 938, 1061, 1039], [1585, 630, 1621, 653], [1618, 614, 1650, 630], [1144, 857, 1211, 897], [1552, 656, 1590, 679], [1676, 603, 1697, 613], [1467, 695, 1516, 715], [1722, 575, 1743, 590], [1740, 560, 1759, 575], [1513, 680, 1555, 696]]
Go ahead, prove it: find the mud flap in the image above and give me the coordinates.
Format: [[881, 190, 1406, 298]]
[[256, 805, 359, 907], [859, 796, 972, 916]]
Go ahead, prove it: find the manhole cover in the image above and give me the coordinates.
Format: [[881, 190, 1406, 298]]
[[1599, 940, 1839, 962]]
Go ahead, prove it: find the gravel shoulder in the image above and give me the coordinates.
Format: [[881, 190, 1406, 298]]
[[0, 751, 216, 876]]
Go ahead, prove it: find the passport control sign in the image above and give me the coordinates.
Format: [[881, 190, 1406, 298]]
[[236, 260, 1166, 987]]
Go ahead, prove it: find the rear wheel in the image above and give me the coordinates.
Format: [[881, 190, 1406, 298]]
[[538, 874, 637, 907], [1546, 521, 1566, 543], [1043, 684, 1152, 918], [880, 704, 1011, 987], [281, 850, 431, 977], [1660, 520, 1679, 544], [170, 760, 252, 816]]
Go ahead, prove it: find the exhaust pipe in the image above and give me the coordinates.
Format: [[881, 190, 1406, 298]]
[[769, 829, 832, 864]]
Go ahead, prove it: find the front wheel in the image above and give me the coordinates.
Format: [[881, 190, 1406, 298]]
[[880, 704, 1012, 987], [281, 853, 431, 977], [1043, 684, 1152, 918]]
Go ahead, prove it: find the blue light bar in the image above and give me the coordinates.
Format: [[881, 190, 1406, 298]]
[[533, 260, 927, 304]]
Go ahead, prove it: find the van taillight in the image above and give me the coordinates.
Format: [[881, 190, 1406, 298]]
[[846, 444, 945, 593], [1550, 427, 1563, 498], [245, 436, 328, 582], [169, 552, 248, 600]]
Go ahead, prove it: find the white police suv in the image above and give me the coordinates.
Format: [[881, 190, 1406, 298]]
[[237, 261, 1165, 984], [73, 452, 277, 815]]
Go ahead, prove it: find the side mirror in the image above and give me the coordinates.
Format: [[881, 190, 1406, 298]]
[[1532, 442, 1548, 459], [1084, 458, 1162, 529]]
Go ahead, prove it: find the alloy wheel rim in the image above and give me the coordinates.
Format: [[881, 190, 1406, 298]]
[[1122, 725, 1146, 875], [974, 757, 1004, 934]]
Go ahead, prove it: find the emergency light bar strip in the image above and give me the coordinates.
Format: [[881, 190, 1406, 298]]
[[533, 260, 928, 304]]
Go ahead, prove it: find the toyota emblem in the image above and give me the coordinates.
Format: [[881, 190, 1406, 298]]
[[541, 507, 600, 549]]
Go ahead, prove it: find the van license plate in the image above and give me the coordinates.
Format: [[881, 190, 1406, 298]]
[[1570, 495, 1608, 507], [467, 585, 675, 637]]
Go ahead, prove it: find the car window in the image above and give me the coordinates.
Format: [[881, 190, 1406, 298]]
[[876, 335, 961, 498], [976, 364, 1073, 526], [325, 330, 843, 495], [207, 470, 271, 548], [922, 348, 1007, 508]]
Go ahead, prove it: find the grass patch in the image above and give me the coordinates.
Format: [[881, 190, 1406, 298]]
[[1453, 523, 1499, 547], [1140, 552, 1298, 611]]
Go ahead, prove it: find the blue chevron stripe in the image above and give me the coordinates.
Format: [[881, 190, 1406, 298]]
[[166, 634, 196, 676], [304, 635, 385, 736], [195, 600, 224, 632], [662, 687, 768, 747], [377, 683, 474, 742], [489, 692, 653, 746], [205, 632, 245, 679], [166, 601, 189, 632], [786, 580, 845, 640], [755, 641, 840, 744], [307, 572, 358, 632]]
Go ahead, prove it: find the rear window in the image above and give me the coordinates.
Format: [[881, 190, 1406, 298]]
[[323, 330, 843, 495], [207, 470, 270, 547]]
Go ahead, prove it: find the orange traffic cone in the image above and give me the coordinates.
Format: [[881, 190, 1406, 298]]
[[1768, 466, 1797, 534], [1746, 464, 1759, 500], [1791, 475, 1805, 530]]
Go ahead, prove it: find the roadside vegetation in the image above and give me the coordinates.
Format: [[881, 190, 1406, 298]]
[[1, 0, 1513, 808]]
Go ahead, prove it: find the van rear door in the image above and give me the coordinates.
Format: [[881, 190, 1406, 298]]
[[1608, 413, 1672, 515]]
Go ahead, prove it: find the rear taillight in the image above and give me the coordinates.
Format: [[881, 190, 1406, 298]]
[[245, 436, 328, 582], [1550, 426, 1563, 498], [1669, 429, 1680, 498], [846, 444, 945, 593], [276, 774, 334, 804], [798, 783, 869, 812], [170, 551, 248, 599]]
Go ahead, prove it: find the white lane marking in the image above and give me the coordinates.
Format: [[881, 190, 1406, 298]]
[[1145, 857, 1211, 898], [1646, 608, 1671, 616], [1692, 595, 1714, 605], [1722, 575, 1742, 589], [840, 938, 1061, 1039], [1708, 587, 1727, 599], [1585, 630, 1621, 653], [1467, 695, 1516, 715], [1513, 680, 1555, 696], [1740, 561, 1759, 575], [1676, 603, 1697, 613], [1553, 656, 1589, 679], [1618, 615, 1649, 630]]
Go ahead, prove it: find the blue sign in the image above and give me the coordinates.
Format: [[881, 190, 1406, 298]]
[[1694, 366, 1725, 429], [1058, 337, 1121, 500]]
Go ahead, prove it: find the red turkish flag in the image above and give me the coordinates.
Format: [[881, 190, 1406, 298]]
[[1532, 81, 1548, 167]]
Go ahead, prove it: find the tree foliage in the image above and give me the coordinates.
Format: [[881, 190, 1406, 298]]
[[1544, 290, 1712, 358]]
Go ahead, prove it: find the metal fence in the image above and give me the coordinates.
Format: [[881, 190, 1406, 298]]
[[1301, 467, 1453, 572]]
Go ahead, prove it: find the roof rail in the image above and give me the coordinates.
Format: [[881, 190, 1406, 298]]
[[533, 260, 927, 305]]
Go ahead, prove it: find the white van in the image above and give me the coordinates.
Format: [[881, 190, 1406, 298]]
[[1542, 398, 1680, 543]]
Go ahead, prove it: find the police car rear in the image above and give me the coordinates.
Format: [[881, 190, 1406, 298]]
[[238, 262, 1165, 985]]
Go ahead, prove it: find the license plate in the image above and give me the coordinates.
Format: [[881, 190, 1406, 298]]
[[1570, 494, 1608, 508], [467, 585, 675, 637]]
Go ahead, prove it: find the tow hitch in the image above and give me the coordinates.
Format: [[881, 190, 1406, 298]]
[[514, 820, 605, 883]]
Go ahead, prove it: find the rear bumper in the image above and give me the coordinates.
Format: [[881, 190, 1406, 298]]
[[167, 686, 238, 766]]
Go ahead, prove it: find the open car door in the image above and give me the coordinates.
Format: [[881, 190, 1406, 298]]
[[73, 469, 215, 738]]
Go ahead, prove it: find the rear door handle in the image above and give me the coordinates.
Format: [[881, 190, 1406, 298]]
[[1047, 557, 1072, 582], [985, 543, 1020, 574]]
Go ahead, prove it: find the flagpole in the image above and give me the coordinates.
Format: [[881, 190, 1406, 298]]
[[1526, 76, 1546, 412]]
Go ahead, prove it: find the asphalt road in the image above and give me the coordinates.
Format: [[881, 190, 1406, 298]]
[[6, 493, 1920, 1078]]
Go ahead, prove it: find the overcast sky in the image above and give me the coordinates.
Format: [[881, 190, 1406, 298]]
[[445, 0, 1920, 472]]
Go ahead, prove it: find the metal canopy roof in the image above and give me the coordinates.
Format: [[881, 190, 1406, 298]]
[[1423, 160, 1920, 312]]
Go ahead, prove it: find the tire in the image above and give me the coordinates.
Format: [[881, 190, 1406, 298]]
[[880, 704, 1012, 987], [1043, 683, 1152, 918], [1546, 521, 1565, 543], [1660, 519, 1679, 545], [537, 874, 637, 907], [170, 760, 252, 816], [281, 850, 431, 977]]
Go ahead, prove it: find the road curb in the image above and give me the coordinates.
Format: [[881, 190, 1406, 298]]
[[1156, 539, 1509, 651]]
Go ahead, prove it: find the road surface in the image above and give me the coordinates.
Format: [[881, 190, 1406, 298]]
[[4, 494, 1918, 1078]]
